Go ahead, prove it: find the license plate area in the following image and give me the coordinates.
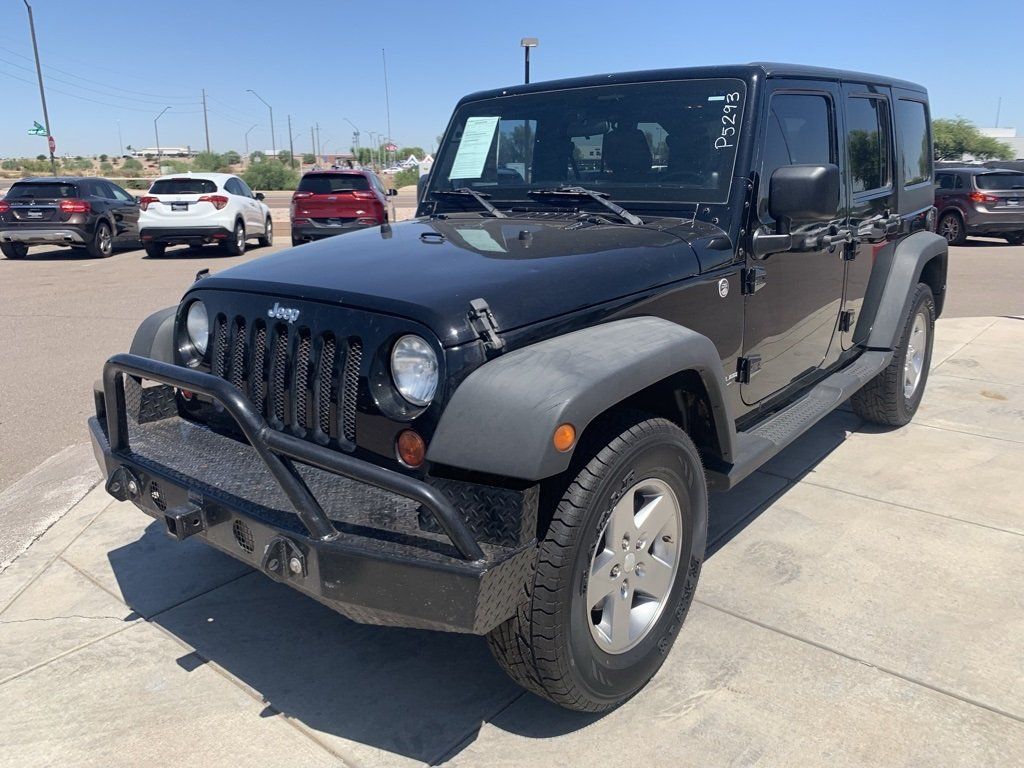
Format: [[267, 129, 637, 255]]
[[171, 202, 189, 212]]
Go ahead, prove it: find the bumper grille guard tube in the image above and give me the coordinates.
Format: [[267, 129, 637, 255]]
[[102, 353, 486, 561]]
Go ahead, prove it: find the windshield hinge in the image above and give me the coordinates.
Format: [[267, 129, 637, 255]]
[[736, 355, 762, 384], [468, 298, 505, 352], [742, 266, 767, 295]]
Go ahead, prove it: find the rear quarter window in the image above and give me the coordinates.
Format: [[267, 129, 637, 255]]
[[7, 183, 79, 199], [895, 99, 932, 187], [149, 178, 218, 195], [297, 174, 370, 193]]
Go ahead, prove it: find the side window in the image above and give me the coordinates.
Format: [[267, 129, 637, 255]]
[[759, 93, 834, 220], [936, 173, 953, 190], [236, 178, 255, 197], [846, 96, 892, 194], [109, 184, 134, 202], [954, 175, 964, 190], [896, 99, 931, 187], [88, 181, 109, 198], [496, 118, 536, 183]]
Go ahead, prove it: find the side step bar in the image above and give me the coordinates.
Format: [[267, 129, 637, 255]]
[[706, 351, 892, 491]]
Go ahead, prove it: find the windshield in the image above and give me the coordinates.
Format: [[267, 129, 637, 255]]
[[8, 183, 79, 199], [976, 173, 1024, 191], [429, 78, 746, 207], [150, 178, 217, 195], [297, 174, 370, 193]]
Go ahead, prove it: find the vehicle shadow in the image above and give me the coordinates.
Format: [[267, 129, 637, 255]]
[[106, 410, 860, 763]]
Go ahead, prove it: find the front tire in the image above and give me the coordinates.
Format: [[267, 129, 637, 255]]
[[1, 242, 28, 259], [257, 218, 273, 247], [222, 220, 246, 256], [938, 212, 966, 246], [86, 221, 114, 258], [851, 282, 935, 426], [143, 242, 166, 258], [487, 412, 708, 712]]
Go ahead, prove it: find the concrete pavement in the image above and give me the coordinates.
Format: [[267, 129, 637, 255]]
[[1, 315, 1021, 767]]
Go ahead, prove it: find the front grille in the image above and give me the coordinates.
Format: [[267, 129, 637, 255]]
[[210, 315, 361, 446]]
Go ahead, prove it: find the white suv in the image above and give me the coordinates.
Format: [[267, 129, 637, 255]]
[[139, 172, 273, 257]]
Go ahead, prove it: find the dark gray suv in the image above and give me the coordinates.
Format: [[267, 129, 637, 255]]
[[935, 167, 1024, 245]]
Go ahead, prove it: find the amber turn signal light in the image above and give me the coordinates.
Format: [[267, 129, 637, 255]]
[[397, 429, 426, 468], [553, 423, 576, 452]]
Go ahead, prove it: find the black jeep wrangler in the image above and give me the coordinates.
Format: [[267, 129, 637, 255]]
[[88, 63, 946, 712]]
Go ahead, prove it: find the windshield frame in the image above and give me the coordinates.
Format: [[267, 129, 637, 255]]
[[425, 77, 750, 213]]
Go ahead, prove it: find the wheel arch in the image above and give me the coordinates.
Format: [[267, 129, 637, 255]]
[[427, 317, 736, 483], [129, 305, 177, 364]]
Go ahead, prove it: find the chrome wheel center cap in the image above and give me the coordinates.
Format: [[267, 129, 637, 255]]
[[624, 552, 637, 573]]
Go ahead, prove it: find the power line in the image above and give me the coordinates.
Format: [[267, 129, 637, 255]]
[[0, 68, 202, 114]]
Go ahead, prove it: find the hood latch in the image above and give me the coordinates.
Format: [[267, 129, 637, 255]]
[[468, 298, 505, 352]]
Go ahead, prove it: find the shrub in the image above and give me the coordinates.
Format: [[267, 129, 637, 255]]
[[99, 162, 114, 174], [99, 154, 108, 162], [162, 159, 191, 173], [250, 150, 267, 163], [192, 151, 225, 171], [36, 154, 46, 161], [125, 179, 150, 190], [392, 167, 419, 188], [242, 160, 298, 190], [302, 153, 315, 164], [223, 150, 241, 165], [122, 157, 142, 171], [1, 159, 20, 171]]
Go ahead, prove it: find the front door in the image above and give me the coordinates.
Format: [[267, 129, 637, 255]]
[[741, 85, 847, 405]]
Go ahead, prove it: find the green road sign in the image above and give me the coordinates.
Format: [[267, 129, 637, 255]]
[[28, 121, 46, 136]]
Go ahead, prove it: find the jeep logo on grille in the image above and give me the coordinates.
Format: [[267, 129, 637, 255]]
[[267, 302, 300, 323]]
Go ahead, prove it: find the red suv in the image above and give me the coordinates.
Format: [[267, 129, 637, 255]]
[[290, 170, 395, 246]]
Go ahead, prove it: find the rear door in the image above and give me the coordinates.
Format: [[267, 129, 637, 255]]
[[232, 177, 264, 231]]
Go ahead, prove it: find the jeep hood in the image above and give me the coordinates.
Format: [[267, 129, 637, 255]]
[[196, 216, 706, 346]]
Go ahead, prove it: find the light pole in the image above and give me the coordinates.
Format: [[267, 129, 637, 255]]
[[521, 37, 538, 84], [117, 120, 123, 157], [344, 117, 360, 155], [154, 106, 171, 162], [22, 1, 56, 175], [246, 89, 275, 157], [244, 124, 257, 163], [368, 131, 377, 168]]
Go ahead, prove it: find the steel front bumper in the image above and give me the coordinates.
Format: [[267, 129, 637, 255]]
[[88, 353, 536, 634]]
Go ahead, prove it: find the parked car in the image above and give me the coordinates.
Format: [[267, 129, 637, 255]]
[[138, 172, 273, 257], [935, 167, 1024, 245], [290, 169, 395, 246], [88, 63, 946, 711], [0, 176, 139, 259]]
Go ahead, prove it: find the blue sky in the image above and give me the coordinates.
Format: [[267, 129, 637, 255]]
[[2, 0, 1022, 158]]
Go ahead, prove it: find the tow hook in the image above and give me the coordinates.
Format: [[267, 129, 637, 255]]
[[162, 503, 206, 542], [261, 536, 307, 582]]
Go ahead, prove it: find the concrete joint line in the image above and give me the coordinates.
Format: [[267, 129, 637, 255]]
[[0, 623, 137, 689]]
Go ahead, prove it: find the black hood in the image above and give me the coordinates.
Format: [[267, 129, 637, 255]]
[[197, 215, 705, 346]]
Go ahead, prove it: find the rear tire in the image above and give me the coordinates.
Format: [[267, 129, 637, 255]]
[[291, 236, 302, 247], [487, 412, 708, 712], [257, 218, 273, 247], [143, 242, 166, 258], [86, 221, 114, 258], [1005, 233, 1024, 246], [222, 220, 245, 256], [851, 282, 935, 426], [938, 212, 966, 246], [1, 242, 28, 259]]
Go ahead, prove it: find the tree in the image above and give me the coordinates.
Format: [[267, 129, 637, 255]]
[[192, 151, 225, 171], [242, 159, 298, 190], [302, 153, 315, 164], [99, 154, 108, 162], [933, 117, 1014, 161], [397, 146, 426, 160], [223, 150, 241, 165]]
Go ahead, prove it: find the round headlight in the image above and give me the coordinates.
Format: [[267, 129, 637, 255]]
[[390, 334, 438, 406], [185, 301, 209, 356]]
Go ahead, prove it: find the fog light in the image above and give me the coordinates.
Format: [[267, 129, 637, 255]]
[[553, 423, 576, 452], [397, 429, 426, 468]]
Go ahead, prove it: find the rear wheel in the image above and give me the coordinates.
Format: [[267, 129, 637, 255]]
[[938, 212, 966, 245], [851, 283, 935, 426], [86, 221, 114, 258], [257, 218, 273, 247], [487, 412, 707, 712], [221, 220, 245, 256], [291, 236, 303, 247], [143, 242, 166, 258], [1005, 233, 1024, 246], [1, 242, 28, 259]]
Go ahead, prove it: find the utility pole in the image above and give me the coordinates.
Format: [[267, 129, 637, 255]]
[[244, 124, 257, 163], [247, 89, 275, 157], [310, 126, 316, 165], [368, 130, 377, 169], [201, 89, 211, 152], [382, 48, 392, 168], [154, 106, 171, 162], [345, 117, 360, 155], [315, 122, 321, 162], [117, 120, 123, 157], [22, 1, 56, 175], [286, 114, 296, 168], [995, 96, 1002, 129]]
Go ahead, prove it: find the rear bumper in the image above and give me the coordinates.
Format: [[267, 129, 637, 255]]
[[0, 227, 87, 245], [88, 353, 535, 634], [140, 226, 232, 245], [965, 211, 1024, 233], [291, 220, 377, 241]]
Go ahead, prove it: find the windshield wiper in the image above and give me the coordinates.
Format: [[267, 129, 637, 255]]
[[434, 188, 507, 218], [527, 186, 643, 226]]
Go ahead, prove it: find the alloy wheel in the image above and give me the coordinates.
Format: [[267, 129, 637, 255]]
[[904, 310, 928, 399]]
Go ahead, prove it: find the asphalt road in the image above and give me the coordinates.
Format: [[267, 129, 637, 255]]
[[0, 232, 1020, 562]]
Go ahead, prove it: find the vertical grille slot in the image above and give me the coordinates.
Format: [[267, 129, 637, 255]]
[[250, 322, 268, 414], [317, 336, 336, 438], [228, 317, 247, 391], [341, 339, 362, 443], [293, 330, 312, 431], [270, 326, 289, 424], [212, 316, 229, 378]]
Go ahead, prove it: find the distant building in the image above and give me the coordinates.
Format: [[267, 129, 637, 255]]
[[131, 147, 194, 157], [979, 128, 1024, 161]]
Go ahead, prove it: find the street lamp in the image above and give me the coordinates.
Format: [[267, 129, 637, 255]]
[[244, 124, 257, 163], [521, 37, 538, 84], [344, 118, 360, 152], [246, 89, 276, 157], [154, 106, 171, 161]]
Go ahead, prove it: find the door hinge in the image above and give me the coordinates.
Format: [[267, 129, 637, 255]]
[[737, 355, 762, 384], [839, 309, 856, 333], [741, 266, 767, 295], [842, 239, 857, 261], [468, 298, 505, 351]]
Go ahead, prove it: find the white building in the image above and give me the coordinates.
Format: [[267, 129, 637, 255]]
[[979, 128, 1024, 161]]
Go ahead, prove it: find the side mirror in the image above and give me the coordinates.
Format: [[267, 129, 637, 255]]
[[255, 192, 265, 201], [753, 164, 840, 258], [388, 188, 398, 197]]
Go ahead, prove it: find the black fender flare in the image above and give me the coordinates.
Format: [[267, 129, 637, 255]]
[[861, 231, 947, 350], [129, 305, 177, 363], [427, 317, 735, 481]]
